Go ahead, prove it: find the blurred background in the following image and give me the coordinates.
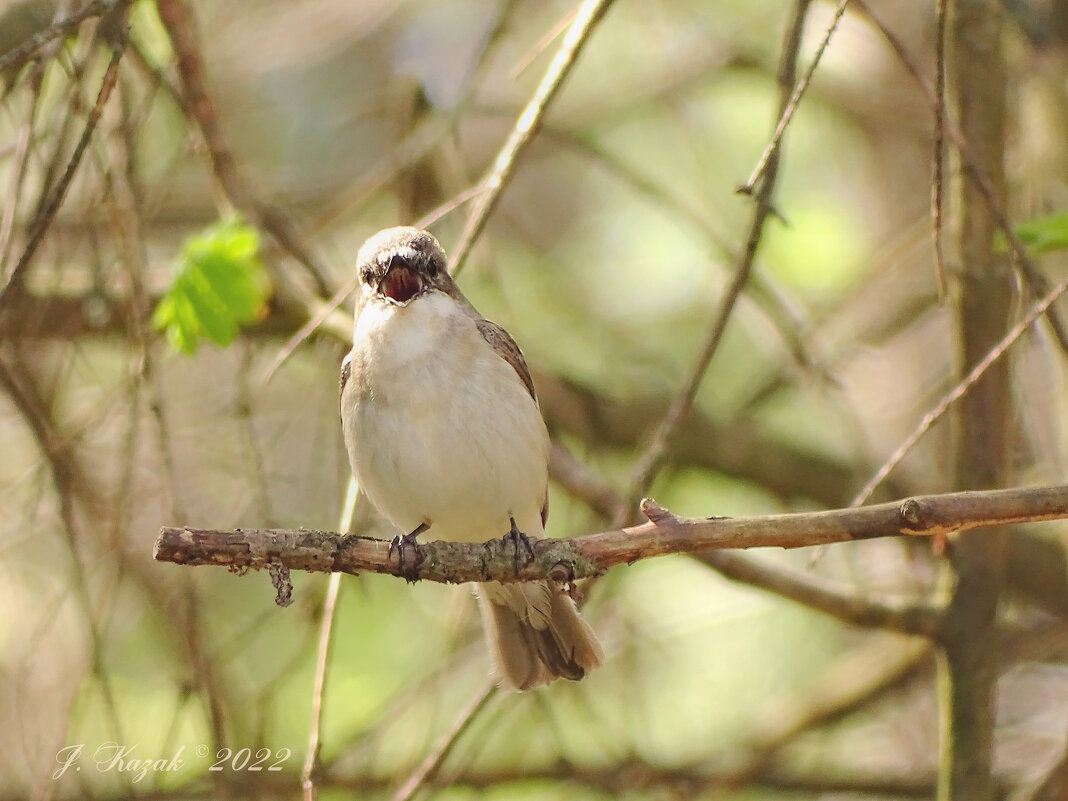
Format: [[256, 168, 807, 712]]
[[1, 0, 1067, 799]]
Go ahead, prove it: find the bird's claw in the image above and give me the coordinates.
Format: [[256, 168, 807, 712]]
[[390, 523, 428, 583], [504, 517, 535, 576]]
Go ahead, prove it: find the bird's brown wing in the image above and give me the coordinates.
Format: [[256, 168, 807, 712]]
[[339, 353, 352, 416], [476, 317, 548, 526], [475, 318, 537, 404]]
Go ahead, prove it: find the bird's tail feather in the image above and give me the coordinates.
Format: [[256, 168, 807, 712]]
[[476, 580, 602, 690]]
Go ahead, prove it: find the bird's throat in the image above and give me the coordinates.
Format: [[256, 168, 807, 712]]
[[382, 267, 423, 304]]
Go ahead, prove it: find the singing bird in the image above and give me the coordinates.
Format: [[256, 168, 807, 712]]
[[339, 227, 602, 689]]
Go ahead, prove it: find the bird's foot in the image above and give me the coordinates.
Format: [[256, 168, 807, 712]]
[[503, 517, 536, 576], [389, 522, 428, 583]]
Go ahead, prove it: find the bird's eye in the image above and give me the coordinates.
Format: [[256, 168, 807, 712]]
[[359, 266, 373, 284], [426, 258, 440, 277]]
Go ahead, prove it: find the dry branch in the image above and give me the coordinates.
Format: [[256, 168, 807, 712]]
[[0, 0, 110, 74], [0, 11, 129, 311], [155, 485, 1068, 586], [449, 0, 617, 276], [702, 551, 942, 637], [156, 0, 338, 308]]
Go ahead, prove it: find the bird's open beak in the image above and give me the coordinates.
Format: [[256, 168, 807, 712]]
[[380, 260, 423, 305]]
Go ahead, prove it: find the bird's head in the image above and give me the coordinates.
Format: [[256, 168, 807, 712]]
[[355, 227, 449, 307]]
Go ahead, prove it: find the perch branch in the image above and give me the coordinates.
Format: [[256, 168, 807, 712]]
[[155, 485, 1068, 586]]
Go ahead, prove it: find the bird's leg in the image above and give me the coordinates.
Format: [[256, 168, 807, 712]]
[[504, 516, 536, 575], [389, 522, 428, 582]]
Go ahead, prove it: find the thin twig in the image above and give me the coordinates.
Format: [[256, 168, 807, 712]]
[[932, 0, 948, 301], [0, 22, 128, 311], [237, 345, 275, 524], [301, 481, 359, 801], [0, 90, 41, 277], [262, 3, 513, 379], [550, 128, 827, 382], [155, 484, 1068, 584], [852, 271, 1068, 505], [715, 637, 932, 790], [0, 0, 108, 74], [509, 7, 575, 80], [622, 0, 812, 518], [261, 273, 358, 385], [392, 682, 498, 801], [413, 184, 481, 230], [854, 0, 1068, 354], [703, 551, 940, 636], [155, 0, 334, 297], [449, 0, 618, 276], [0, 350, 127, 747], [738, 0, 850, 194]]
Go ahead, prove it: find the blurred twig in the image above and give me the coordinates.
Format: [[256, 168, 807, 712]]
[[0, 348, 127, 749], [852, 269, 1068, 505], [0, 0, 108, 74], [155, 0, 338, 305], [549, 441, 620, 520], [510, 6, 575, 80], [714, 637, 933, 790], [236, 345, 276, 525], [155, 484, 1068, 586], [703, 551, 940, 636], [932, 0, 948, 301], [621, 0, 811, 518], [449, 0, 618, 276], [0, 88, 40, 276], [0, 14, 128, 311], [392, 682, 498, 801], [855, 0, 1068, 355], [301, 481, 358, 801], [549, 127, 829, 384], [738, 0, 850, 195]]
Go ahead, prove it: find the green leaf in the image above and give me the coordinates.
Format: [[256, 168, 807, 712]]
[[1000, 211, 1068, 255], [152, 220, 271, 353]]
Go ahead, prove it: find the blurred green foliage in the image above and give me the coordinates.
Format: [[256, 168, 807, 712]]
[[1005, 211, 1068, 255], [152, 220, 271, 354]]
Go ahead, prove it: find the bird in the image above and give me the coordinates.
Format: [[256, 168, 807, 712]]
[[339, 226, 603, 690]]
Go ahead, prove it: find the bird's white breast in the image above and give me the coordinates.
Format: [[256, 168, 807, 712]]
[[342, 292, 549, 542]]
